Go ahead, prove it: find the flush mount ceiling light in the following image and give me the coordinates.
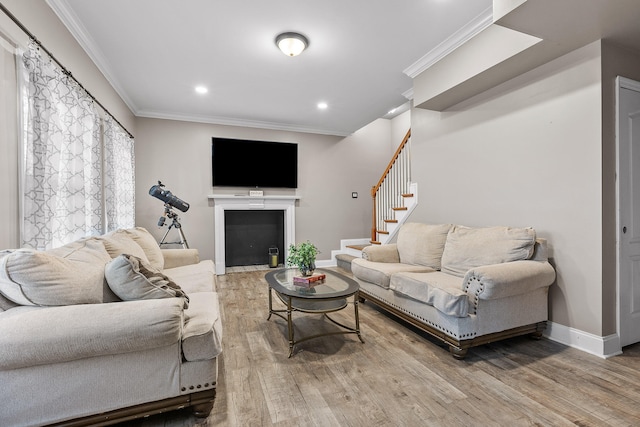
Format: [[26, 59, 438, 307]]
[[275, 32, 309, 57]]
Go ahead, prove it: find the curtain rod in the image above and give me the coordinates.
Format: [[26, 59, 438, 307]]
[[0, 2, 134, 139]]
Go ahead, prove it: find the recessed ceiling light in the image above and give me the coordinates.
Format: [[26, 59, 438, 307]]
[[317, 102, 328, 110], [195, 86, 208, 94]]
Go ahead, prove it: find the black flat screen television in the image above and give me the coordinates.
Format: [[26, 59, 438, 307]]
[[211, 137, 298, 188]]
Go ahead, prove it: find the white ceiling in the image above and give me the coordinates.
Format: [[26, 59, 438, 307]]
[[47, 0, 492, 136]]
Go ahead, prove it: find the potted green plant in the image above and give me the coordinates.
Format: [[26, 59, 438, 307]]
[[286, 241, 319, 276]]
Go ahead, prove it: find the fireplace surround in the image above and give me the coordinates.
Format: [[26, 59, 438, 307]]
[[209, 194, 298, 274]]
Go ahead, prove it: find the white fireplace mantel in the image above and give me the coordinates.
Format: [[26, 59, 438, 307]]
[[208, 194, 299, 274]]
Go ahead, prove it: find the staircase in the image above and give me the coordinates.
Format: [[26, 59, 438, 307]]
[[370, 129, 416, 244], [373, 181, 417, 244], [331, 129, 416, 268]]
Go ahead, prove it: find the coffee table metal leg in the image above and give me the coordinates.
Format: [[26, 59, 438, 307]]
[[267, 287, 273, 320], [287, 296, 295, 357], [354, 292, 364, 343]]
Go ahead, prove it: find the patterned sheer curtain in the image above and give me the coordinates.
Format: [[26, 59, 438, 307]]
[[104, 115, 135, 232], [20, 42, 102, 249], [19, 41, 135, 249]]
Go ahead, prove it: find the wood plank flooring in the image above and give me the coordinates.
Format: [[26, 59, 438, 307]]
[[127, 268, 640, 427]]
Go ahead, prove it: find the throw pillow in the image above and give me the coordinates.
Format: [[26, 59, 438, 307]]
[[105, 254, 189, 308], [99, 230, 150, 263], [441, 226, 536, 277], [122, 227, 164, 271], [0, 239, 111, 306], [396, 223, 453, 269]]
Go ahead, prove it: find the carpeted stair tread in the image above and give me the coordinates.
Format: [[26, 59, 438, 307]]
[[335, 253, 357, 273]]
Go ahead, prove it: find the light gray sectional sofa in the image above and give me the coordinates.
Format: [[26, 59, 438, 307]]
[[0, 227, 222, 427], [351, 223, 556, 359]]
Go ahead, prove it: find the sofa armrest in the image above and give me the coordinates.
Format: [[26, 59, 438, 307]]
[[0, 298, 183, 371], [463, 260, 556, 300], [362, 244, 400, 263], [162, 248, 200, 269]]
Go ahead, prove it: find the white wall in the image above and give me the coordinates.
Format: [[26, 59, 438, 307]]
[[391, 110, 411, 151], [409, 41, 603, 335], [134, 117, 395, 263]]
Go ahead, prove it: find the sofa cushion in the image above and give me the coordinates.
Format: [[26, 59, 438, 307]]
[[163, 259, 216, 294], [162, 248, 200, 269], [361, 243, 400, 263], [122, 227, 164, 271], [390, 271, 469, 317], [0, 239, 111, 306], [105, 254, 189, 308], [397, 223, 452, 269], [99, 229, 149, 263], [182, 292, 223, 361], [441, 226, 536, 278], [351, 258, 434, 289]]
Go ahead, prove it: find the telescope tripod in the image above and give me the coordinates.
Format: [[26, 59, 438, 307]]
[[158, 205, 189, 249]]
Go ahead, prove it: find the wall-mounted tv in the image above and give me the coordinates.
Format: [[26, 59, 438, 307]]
[[211, 137, 298, 188]]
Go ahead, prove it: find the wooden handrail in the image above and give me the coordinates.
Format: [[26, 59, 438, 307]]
[[371, 129, 411, 242], [371, 129, 411, 196]]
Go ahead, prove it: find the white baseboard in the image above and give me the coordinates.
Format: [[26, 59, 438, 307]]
[[315, 259, 336, 268], [544, 321, 622, 359]]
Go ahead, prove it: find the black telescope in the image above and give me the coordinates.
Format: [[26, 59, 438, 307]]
[[149, 181, 190, 212]]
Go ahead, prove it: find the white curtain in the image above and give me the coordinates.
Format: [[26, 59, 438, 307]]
[[104, 115, 135, 232], [19, 42, 135, 249]]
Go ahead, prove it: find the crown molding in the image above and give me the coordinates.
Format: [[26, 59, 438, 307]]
[[402, 87, 414, 100], [136, 109, 352, 137], [403, 6, 493, 78], [46, 0, 140, 114], [47, 0, 354, 137]]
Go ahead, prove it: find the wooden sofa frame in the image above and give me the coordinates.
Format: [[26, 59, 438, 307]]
[[49, 389, 215, 426]]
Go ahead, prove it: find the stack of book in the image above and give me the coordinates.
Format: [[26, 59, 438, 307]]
[[293, 273, 326, 288]]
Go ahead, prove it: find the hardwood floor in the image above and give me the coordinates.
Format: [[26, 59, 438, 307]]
[[126, 268, 640, 427]]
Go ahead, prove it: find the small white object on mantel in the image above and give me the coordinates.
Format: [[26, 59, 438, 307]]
[[249, 190, 263, 197]]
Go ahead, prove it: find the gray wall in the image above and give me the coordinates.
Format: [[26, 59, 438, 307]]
[[0, 0, 136, 133], [0, 0, 136, 249], [409, 41, 604, 335], [0, 36, 18, 249], [134, 117, 396, 262]]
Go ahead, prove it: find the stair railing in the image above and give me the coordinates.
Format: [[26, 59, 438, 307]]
[[370, 129, 412, 243]]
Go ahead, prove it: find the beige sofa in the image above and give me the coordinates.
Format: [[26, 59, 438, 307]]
[[0, 227, 222, 427], [351, 223, 556, 359]]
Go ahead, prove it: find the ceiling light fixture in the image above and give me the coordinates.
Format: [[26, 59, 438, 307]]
[[275, 32, 309, 57], [317, 102, 328, 109], [195, 86, 208, 94]]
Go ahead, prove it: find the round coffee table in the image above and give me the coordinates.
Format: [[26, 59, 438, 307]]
[[265, 268, 364, 357]]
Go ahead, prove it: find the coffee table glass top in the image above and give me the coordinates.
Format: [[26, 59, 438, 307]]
[[265, 268, 359, 300]]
